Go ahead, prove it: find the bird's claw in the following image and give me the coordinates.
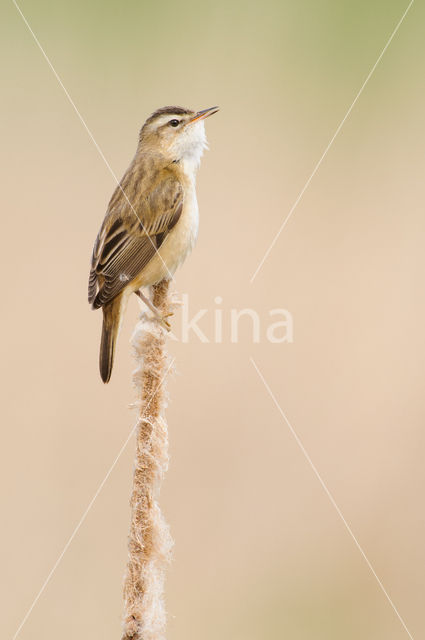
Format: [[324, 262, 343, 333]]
[[158, 316, 171, 331], [156, 311, 173, 331]]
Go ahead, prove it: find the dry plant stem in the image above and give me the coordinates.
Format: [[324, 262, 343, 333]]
[[122, 280, 173, 640]]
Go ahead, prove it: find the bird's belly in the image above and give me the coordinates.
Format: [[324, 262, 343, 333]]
[[133, 189, 199, 289]]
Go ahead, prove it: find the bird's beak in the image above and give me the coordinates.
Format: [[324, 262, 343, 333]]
[[188, 106, 219, 124]]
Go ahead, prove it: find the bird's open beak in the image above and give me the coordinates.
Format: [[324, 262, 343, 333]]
[[188, 106, 219, 124]]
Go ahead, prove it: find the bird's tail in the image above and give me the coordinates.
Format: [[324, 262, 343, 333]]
[[99, 295, 123, 383]]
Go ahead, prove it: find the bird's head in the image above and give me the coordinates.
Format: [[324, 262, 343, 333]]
[[139, 106, 219, 170]]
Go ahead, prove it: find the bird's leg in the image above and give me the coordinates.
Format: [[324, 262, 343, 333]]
[[135, 289, 173, 330]]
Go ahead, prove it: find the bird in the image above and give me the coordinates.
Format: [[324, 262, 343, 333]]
[[88, 105, 218, 383]]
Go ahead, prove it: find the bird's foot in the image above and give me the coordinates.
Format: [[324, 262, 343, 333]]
[[135, 289, 173, 330], [156, 311, 173, 331]]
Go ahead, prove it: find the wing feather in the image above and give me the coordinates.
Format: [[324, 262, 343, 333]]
[[88, 170, 183, 308]]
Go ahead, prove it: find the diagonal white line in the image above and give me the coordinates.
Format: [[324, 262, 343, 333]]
[[250, 0, 414, 284], [11, 357, 175, 640], [250, 357, 414, 640], [11, 0, 174, 282]]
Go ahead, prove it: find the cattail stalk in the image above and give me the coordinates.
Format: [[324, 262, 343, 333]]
[[122, 280, 173, 640]]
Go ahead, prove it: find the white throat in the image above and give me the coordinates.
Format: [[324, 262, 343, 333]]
[[171, 120, 208, 178]]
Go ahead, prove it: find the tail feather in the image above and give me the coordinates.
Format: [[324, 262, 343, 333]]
[[99, 297, 122, 383]]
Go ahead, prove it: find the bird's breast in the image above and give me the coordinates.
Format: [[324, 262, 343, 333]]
[[162, 181, 199, 271], [132, 179, 199, 288]]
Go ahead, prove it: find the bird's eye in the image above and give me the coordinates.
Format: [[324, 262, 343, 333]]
[[169, 119, 180, 127]]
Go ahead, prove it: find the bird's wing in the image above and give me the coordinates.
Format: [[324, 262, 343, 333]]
[[88, 172, 183, 308]]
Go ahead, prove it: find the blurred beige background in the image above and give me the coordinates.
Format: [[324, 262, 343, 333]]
[[1, 0, 424, 638]]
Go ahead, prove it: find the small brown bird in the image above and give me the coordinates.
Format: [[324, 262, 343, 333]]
[[88, 105, 218, 383]]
